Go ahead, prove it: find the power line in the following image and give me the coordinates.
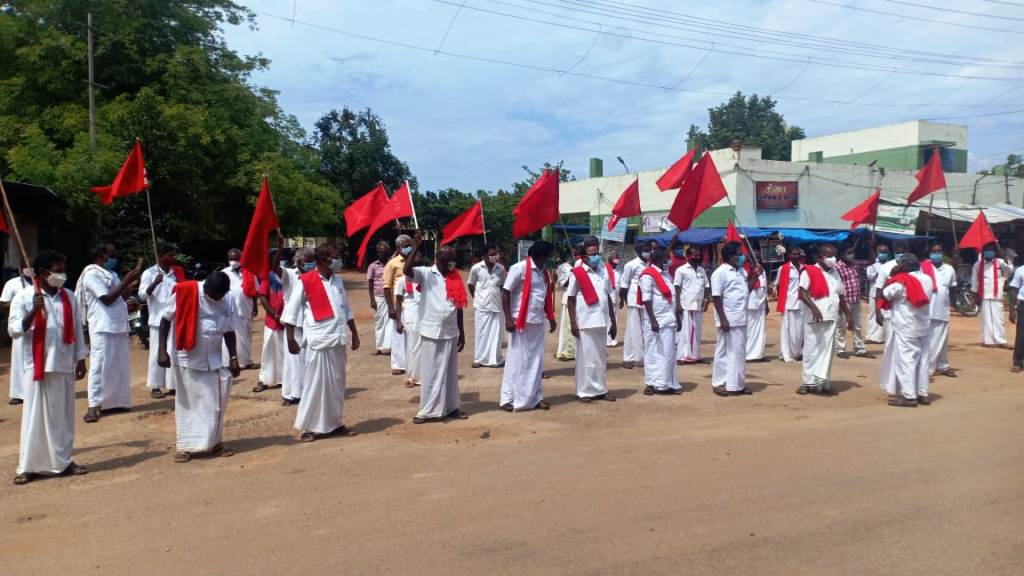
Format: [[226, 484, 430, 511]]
[[878, 0, 1024, 22], [925, 108, 1024, 120], [975, 0, 1024, 6], [435, 0, 468, 53], [665, 44, 714, 90], [809, 0, 1024, 35]]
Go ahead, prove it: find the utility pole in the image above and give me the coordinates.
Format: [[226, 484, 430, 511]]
[[87, 12, 96, 154]]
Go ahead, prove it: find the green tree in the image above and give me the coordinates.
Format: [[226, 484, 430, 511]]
[[687, 92, 805, 161]]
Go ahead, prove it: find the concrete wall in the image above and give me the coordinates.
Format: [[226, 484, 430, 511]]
[[790, 121, 968, 172]]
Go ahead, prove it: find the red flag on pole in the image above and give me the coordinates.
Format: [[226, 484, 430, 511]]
[[667, 152, 727, 232], [907, 151, 947, 205], [356, 182, 416, 267], [656, 148, 697, 192], [959, 211, 997, 251], [240, 175, 280, 280], [607, 177, 641, 231], [441, 201, 485, 245], [513, 169, 560, 238], [91, 139, 149, 205], [841, 188, 882, 230], [344, 183, 387, 237]]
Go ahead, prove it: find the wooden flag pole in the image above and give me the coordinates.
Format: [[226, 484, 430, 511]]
[[407, 180, 419, 229], [0, 179, 32, 274], [145, 189, 159, 263], [478, 197, 487, 244]]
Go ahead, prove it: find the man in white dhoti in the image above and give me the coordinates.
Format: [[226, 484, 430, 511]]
[[618, 240, 653, 369], [796, 245, 852, 395], [605, 250, 622, 347], [157, 272, 242, 462], [78, 243, 141, 423], [922, 243, 957, 379], [711, 241, 760, 397], [10, 250, 88, 485], [138, 243, 181, 399], [254, 261, 285, 394], [279, 246, 316, 405], [367, 241, 392, 355], [878, 254, 934, 407], [500, 240, 557, 412], [743, 263, 768, 362], [284, 244, 360, 442], [972, 242, 1012, 347], [1008, 263, 1024, 372], [467, 243, 506, 368], [640, 248, 682, 396], [555, 251, 576, 361], [403, 237, 469, 423], [833, 246, 868, 358], [383, 235, 412, 376], [773, 246, 804, 362], [222, 248, 259, 369], [567, 237, 617, 403], [864, 244, 891, 344], [674, 247, 709, 365], [1, 259, 33, 405], [872, 241, 905, 340], [395, 270, 422, 388]]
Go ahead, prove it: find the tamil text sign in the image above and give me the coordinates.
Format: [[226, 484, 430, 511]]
[[755, 181, 798, 210]]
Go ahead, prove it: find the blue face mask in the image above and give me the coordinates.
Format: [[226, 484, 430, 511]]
[[400, 246, 413, 256], [929, 253, 944, 265], [737, 254, 747, 268], [984, 250, 996, 260], [587, 255, 602, 269], [877, 253, 889, 263], [301, 261, 316, 272], [894, 253, 906, 262], [672, 248, 685, 258], [103, 257, 119, 271], [329, 259, 343, 272]]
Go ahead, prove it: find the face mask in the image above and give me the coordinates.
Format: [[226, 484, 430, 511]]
[[894, 253, 905, 262], [488, 255, 499, 264], [930, 253, 944, 265], [877, 253, 889, 263], [400, 246, 413, 256], [673, 249, 685, 258], [588, 255, 602, 269], [640, 251, 651, 261], [611, 258, 620, 265], [103, 257, 119, 271], [329, 259, 343, 272], [22, 268, 33, 278], [984, 250, 996, 261], [301, 261, 316, 272], [823, 256, 837, 269], [737, 255, 747, 268], [446, 261, 456, 272], [229, 260, 241, 270], [47, 272, 67, 289]]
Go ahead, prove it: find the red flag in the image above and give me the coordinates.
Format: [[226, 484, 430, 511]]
[[356, 182, 416, 267], [513, 169, 560, 238], [667, 152, 727, 232], [0, 206, 9, 234], [240, 175, 280, 281], [91, 139, 149, 205], [656, 148, 697, 191], [441, 201, 485, 245], [607, 177, 641, 231], [344, 183, 387, 237], [959, 211, 997, 251], [841, 189, 881, 230], [725, 220, 745, 251], [907, 151, 947, 205]]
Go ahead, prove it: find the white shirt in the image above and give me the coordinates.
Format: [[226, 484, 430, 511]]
[[883, 271, 934, 338], [556, 262, 574, 307], [618, 257, 646, 309], [161, 282, 235, 371], [711, 264, 748, 328], [1009, 266, 1024, 302], [8, 287, 87, 374], [865, 261, 884, 295], [0, 275, 30, 304], [282, 272, 352, 350], [927, 263, 957, 321], [798, 265, 844, 323], [872, 260, 898, 293], [396, 276, 420, 327], [411, 266, 459, 340], [504, 260, 550, 325], [222, 265, 257, 321], [744, 269, 768, 310], [774, 262, 802, 311], [467, 261, 505, 313], [674, 263, 709, 311], [566, 264, 612, 330], [139, 265, 180, 328], [971, 258, 1011, 301], [640, 266, 677, 328], [78, 264, 129, 334]]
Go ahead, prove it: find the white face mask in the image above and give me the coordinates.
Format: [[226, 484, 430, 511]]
[[823, 256, 837, 269], [228, 260, 241, 270], [47, 272, 67, 288]]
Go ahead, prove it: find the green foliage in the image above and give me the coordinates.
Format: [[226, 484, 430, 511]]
[[687, 92, 805, 161]]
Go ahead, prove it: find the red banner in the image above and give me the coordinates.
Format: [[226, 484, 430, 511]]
[[755, 181, 798, 210]]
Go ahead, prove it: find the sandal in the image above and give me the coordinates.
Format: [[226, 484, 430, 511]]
[[174, 452, 192, 463], [61, 462, 87, 476], [330, 426, 358, 438], [796, 386, 810, 395], [643, 386, 655, 396], [888, 397, 918, 408], [917, 396, 931, 406], [413, 416, 428, 424], [252, 383, 269, 393], [713, 386, 729, 397], [299, 432, 316, 443], [446, 410, 469, 420], [819, 388, 838, 396], [83, 408, 100, 423], [13, 473, 34, 485], [9, 398, 23, 405], [391, 369, 405, 376], [212, 444, 234, 458], [501, 403, 514, 412], [150, 389, 165, 399], [939, 368, 957, 378], [537, 401, 551, 411], [579, 396, 593, 403]]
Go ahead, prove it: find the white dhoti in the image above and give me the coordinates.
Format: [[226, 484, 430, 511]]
[[87, 331, 132, 410], [881, 331, 929, 400], [17, 372, 75, 475], [8, 337, 28, 400], [417, 336, 460, 419], [473, 309, 504, 366], [258, 327, 284, 387], [643, 324, 679, 391], [928, 319, 950, 375], [981, 300, 1007, 346], [802, 321, 837, 388], [745, 308, 766, 361], [281, 327, 305, 401], [622, 307, 645, 365], [391, 327, 407, 371], [295, 346, 348, 434], [224, 316, 254, 367], [713, 326, 747, 392], [779, 310, 804, 362], [405, 327, 423, 384], [174, 366, 231, 452], [500, 322, 545, 410], [146, 326, 176, 392], [556, 305, 574, 360], [575, 327, 608, 398], [865, 297, 886, 343], [373, 296, 393, 352], [676, 310, 703, 363]]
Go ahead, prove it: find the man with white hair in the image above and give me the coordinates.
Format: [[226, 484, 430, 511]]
[[383, 234, 413, 376]]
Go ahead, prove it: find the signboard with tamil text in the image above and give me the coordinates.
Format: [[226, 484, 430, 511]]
[[755, 181, 799, 210]]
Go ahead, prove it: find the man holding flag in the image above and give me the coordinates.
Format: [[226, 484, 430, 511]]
[[139, 243, 182, 399]]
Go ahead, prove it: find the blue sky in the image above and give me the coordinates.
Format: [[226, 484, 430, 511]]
[[225, 0, 1024, 192]]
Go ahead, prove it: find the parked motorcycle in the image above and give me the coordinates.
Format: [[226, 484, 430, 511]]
[[953, 273, 979, 317], [126, 296, 149, 349]]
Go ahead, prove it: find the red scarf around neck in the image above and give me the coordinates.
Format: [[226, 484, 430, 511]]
[[300, 269, 335, 321], [444, 268, 468, 309], [639, 266, 672, 302], [572, 266, 600, 306], [31, 286, 74, 381], [802, 265, 831, 300], [776, 262, 800, 312], [605, 262, 616, 289], [920, 261, 939, 293], [879, 273, 930, 309], [404, 278, 420, 296], [173, 281, 200, 351], [515, 260, 554, 331], [978, 258, 999, 299]]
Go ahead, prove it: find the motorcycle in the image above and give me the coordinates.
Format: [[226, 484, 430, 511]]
[[952, 273, 979, 317], [126, 296, 150, 349]]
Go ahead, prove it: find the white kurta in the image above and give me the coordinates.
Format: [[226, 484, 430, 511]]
[[618, 257, 647, 365], [410, 266, 461, 419], [2, 275, 31, 400], [641, 267, 679, 391], [566, 265, 613, 398], [222, 266, 256, 367], [500, 260, 550, 410], [139, 265, 179, 392], [9, 286, 88, 475], [468, 261, 505, 366], [78, 265, 132, 410], [880, 272, 934, 400], [711, 264, 749, 392]]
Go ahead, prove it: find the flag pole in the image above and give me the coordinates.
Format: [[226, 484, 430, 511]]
[[944, 186, 959, 244], [478, 196, 487, 244], [145, 189, 159, 263], [721, 191, 760, 267], [407, 180, 419, 229], [926, 194, 934, 237], [0, 179, 32, 276]]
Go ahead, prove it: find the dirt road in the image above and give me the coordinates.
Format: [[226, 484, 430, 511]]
[[1, 271, 1022, 575]]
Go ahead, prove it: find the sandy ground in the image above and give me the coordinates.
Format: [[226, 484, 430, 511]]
[[1, 270, 1022, 575]]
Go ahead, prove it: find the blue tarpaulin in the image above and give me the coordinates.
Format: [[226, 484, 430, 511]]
[[638, 227, 937, 247]]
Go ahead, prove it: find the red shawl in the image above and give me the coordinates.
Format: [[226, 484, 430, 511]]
[[31, 287, 74, 381], [802, 265, 831, 300], [639, 266, 672, 302], [776, 262, 800, 312], [444, 269, 468, 309], [171, 265, 186, 281], [173, 281, 200, 351], [920, 260, 939, 293], [571, 266, 599, 306], [300, 269, 335, 321], [978, 259, 999, 299], [878, 273, 930, 310], [515, 261, 554, 331], [259, 280, 285, 331], [605, 262, 616, 289]]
